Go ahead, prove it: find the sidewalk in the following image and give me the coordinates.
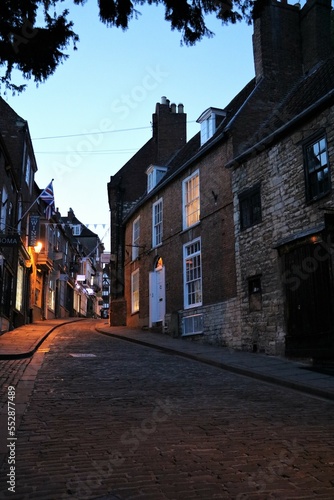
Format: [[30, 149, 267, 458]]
[[0, 318, 333, 402]]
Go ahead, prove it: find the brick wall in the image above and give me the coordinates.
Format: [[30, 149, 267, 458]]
[[123, 141, 239, 343]]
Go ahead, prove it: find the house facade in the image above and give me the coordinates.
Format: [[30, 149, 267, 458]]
[[107, 97, 187, 325], [227, 0, 334, 359], [0, 98, 106, 331], [109, 0, 334, 361], [123, 125, 240, 342]]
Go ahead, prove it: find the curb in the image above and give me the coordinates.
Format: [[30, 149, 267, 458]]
[[0, 318, 86, 360], [96, 328, 334, 403]]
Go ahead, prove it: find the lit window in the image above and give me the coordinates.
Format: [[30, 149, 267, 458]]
[[48, 279, 55, 311], [15, 262, 24, 312], [152, 198, 163, 247], [131, 269, 139, 313], [184, 238, 202, 308], [304, 136, 331, 201], [183, 171, 200, 229], [239, 185, 262, 230], [132, 216, 140, 260]]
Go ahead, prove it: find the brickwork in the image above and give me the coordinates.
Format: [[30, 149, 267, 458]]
[[108, 98, 187, 312], [124, 143, 238, 342]]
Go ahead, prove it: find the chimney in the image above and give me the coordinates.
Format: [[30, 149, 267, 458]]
[[252, 1, 303, 88], [300, 0, 332, 73], [152, 97, 187, 164]]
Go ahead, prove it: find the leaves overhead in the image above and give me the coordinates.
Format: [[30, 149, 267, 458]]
[[0, 0, 257, 94]]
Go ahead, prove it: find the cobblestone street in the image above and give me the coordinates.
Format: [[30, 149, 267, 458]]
[[0, 320, 333, 499]]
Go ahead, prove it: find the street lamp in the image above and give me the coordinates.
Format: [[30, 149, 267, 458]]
[[34, 241, 43, 254]]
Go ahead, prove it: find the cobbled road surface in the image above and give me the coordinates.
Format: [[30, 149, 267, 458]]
[[0, 320, 333, 499]]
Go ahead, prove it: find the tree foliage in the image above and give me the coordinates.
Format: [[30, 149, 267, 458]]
[[0, 0, 257, 94]]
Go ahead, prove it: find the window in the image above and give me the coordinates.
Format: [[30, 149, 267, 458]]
[[239, 185, 262, 230], [182, 314, 204, 336], [132, 216, 140, 260], [304, 136, 331, 201], [48, 279, 55, 311], [146, 165, 167, 193], [72, 224, 82, 236], [248, 276, 262, 312], [15, 262, 24, 312], [131, 269, 139, 313], [0, 187, 7, 232], [184, 238, 202, 308], [152, 199, 163, 247], [183, 171, 200, 229], [196, 108, 226, 146], [25, 155, 32, 189]]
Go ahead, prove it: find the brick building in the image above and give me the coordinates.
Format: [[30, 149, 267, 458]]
[[108, 0, 334, 360], [107, 98, 187, 324]]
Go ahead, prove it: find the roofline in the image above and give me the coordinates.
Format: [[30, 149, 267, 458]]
[[226, 88, 334, 169], [123, 129, 227, 224]]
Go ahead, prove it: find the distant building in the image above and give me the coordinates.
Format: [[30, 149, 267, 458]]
[[0, 97, 106, 330]]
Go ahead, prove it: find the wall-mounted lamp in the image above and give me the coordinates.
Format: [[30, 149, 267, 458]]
[[34, 241, 43, 254]]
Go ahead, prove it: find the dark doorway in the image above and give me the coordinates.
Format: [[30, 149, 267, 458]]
[[282, 238, 334, 358]]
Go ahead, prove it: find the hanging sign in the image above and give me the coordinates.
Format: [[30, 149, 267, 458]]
[[28, 215, 40, 246]]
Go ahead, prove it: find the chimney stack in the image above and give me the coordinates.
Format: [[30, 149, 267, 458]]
[[300, 0, 332, 73], [152, 97, 187, 163], [253, 1, 302, 88]]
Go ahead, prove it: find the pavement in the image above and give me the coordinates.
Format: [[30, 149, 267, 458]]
[[0, 318, 333, 402]]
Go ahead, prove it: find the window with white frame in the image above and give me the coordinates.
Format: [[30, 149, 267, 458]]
[[146, 165, 167, 193], [196, 108, 226, 146], [132, 216, 140, 260], [184, 238, 202, 308], [183, 171, 200, 229], [131, 269, 139, 313], [72, 224, 82, 236], [152, 198, 163, 247]]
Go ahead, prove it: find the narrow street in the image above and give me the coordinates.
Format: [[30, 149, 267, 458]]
[[0, 320, 333, 499]]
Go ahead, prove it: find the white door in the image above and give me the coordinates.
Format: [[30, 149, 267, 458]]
[[149, 266, 165, 327]]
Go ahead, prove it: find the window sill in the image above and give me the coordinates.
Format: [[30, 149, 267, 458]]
[[306, 189, 332, 205], [181, 221, 201, 234]]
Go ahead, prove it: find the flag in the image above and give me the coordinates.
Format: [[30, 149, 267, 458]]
[[40, 181, 55, 220]]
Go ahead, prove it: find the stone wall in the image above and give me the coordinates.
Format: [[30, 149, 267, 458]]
[[232, 106, 334, 355]]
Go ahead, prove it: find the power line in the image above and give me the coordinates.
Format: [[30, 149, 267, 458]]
[[32, 120, 197, 141], [32, 125, 151, 140], [34, 149, 137, 155]]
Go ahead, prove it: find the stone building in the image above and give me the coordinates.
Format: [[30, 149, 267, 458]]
[[108, 0, 334, 360], [228, 0, 334, 359]]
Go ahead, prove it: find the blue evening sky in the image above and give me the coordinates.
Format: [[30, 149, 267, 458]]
[[5, 1, 256, 250]]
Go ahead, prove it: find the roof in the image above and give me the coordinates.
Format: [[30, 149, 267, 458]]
[[227, 55, 334, 167]]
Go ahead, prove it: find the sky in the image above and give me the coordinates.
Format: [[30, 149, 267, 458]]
[[3, 1, 256, 251]]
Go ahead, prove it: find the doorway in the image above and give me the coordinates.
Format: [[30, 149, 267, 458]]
[[282, 237, 334, 358], [149, 257, 166, 327]]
